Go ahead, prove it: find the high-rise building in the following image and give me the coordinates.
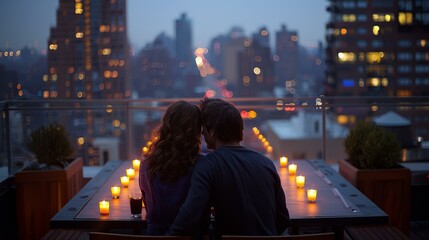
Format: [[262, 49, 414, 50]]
[[237, 28, 274, 97], [136, 34, 174, 98], [274, 25, 299, 95], [46, 0, 130, 100], [45, 0, 130, 163], [325, 0, 429, 138], [175, 13, 193, 70]]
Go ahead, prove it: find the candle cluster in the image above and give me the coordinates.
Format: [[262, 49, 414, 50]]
[[99, 158, 142, 215], [279, 156, 317, 203]]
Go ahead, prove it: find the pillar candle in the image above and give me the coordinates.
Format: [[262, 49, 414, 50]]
[[279, 156, 288, 168], [99, 200, 109, 214], [307, 189, 317, 202], [126, 168, 135, 179], [111, 186, 121, 199], [296, 175, 305, 188], [288, 164, 297, 175], [132, 159, 140, 171], [120, 176, 129, 187]]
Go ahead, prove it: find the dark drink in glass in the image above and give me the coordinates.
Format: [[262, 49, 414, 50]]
[[129, 194, 142, 218]]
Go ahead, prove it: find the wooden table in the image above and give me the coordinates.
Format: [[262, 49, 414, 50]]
[[51, 160, 147, 233], [280, 159, 388, 238], [51, 159, 388, 237]]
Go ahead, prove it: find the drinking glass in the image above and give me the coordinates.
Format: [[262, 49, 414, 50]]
[[129, 192, 143, 218]]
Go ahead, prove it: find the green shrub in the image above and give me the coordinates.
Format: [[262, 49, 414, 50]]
[[27, 123, 74, 168], [344, 121, 401, 169]]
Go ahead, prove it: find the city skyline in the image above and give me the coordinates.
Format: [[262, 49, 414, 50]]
[[0, 0, 329, 52]]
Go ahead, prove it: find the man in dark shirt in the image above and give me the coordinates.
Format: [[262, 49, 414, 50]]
[[168, 98, 290, 238]]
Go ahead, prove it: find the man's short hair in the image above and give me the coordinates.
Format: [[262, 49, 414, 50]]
[[200, 98, 243, 142]]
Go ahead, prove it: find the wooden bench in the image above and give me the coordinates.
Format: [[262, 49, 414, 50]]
[[41, 229, 89, 240], [345, 225, 409, 240]]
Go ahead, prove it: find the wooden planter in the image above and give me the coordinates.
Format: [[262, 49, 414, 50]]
[[15, 157, 84, 240], [338, 159, 411, 235]]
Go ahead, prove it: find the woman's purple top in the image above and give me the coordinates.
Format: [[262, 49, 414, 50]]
[[139, 158, 198, 235]]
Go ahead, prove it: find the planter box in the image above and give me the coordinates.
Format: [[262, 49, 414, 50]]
[[15, 157, 84, 240], [339, 159, 411, 235]]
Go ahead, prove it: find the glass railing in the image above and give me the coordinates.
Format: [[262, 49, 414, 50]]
[[1, 96, 429, 182]]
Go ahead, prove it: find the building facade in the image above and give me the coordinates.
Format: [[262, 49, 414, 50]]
[[325, 0, 429, 139], [46, 0, 130, 100]]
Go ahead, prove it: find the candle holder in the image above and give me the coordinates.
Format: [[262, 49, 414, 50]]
[[288, 164, 297, 175], [111, 186, 121, 199], [307, 189, 317, 203], [126, 168, 135, 179], [279, 156, 288, 168], [99, 200, 110, 215], [132, 159, 141, 171], [120, 176, 129, 187], [296, 175, 305, 188]]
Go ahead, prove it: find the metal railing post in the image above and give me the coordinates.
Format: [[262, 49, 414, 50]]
[[321, 95, 326, 162], [5, 102, 12, 176]]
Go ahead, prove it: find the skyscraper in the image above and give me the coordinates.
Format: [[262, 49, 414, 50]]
[[325, 0, 429, 138], [175, 13, 193, 71], [45, 0, 130, 100], [274, 24, 299, 95]]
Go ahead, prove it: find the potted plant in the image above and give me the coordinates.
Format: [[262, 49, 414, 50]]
[[339, 121, 411, 235], [15, 123, 84, 240]]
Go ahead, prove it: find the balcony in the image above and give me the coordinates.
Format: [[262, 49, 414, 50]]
[[1, 96, 429, 239]]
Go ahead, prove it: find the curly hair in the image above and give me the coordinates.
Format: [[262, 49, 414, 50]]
[[146, 100, 201, 182]]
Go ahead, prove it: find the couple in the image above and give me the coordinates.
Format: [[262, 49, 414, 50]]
[[139, 98, 290, 238]]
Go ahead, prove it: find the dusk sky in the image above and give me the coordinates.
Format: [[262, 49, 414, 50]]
[[0, 0, 329, 52]]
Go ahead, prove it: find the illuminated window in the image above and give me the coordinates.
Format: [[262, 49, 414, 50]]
[[52, 74, 58, 81], [342, 14, 356, 22], [399, 12, 413, 25], [77, 91, 83, 98], [367, 78, 381, 86], [372, 26, 380, 35], [396, 90, 412, 96], [49, 43, 58, 51], [366, 52, 384, 63], [340, 28, 348, 35], [43, 74, 48, 82], [337, 52, 356, 63], [418, 39, 428, 47], [372, 13, 394, 22], [101, 48, 111, 55], [75, 3, 83, 14], [342, 79, 355, 87], [253, 67, 261, 75], [76, 32, 84, 38]]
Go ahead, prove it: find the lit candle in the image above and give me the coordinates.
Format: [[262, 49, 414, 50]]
[[126, 168, 135, 179], [132, 159, 141, 171], [307, 189, 318, 202], [99, 200, 109, 214], [279, 156, 288, 168], [111, 186, 121, 199], [288, 164, 297, 175], [296, 175, 306, 188], [120, 176, 129, 187]]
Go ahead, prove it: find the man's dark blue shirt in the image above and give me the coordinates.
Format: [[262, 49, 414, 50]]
[[169, 146, 290, 237]]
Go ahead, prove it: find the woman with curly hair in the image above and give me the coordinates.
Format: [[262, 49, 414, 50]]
[[139, 100, 202, 235]]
